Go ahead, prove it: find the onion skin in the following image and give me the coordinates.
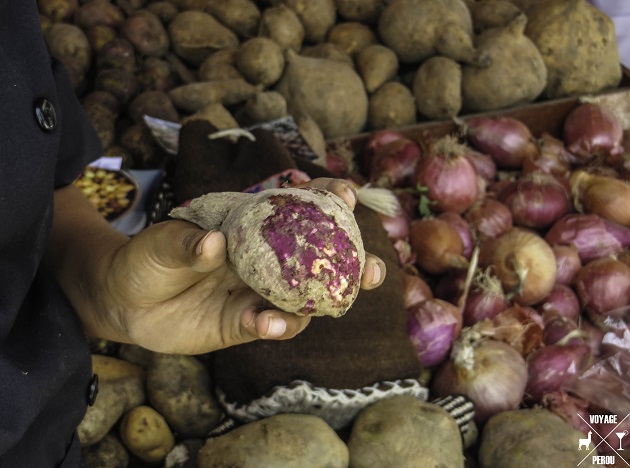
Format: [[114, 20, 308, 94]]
[[407, 299, 462, 368], [464, 198, 513, 240], [465, 149, 497, 182], [402, 272, 433, 309], [463, 270, 511, 326], [378, 210, 410, 242], [409, 217, 469, 275], [431, 333, 528, 424], [536, 283, 580, 322], [497, 172, 571, 229], [361, 128, 405, 175], [522, 133, 571, 178], [413, 136, 480, 214], [545, 214, 630, 263], [465, 116, 539, 169], [574, 256, 630, 320], [525, 342, 592, 403], [551, 244, 582, 285], [369, 137, 423, 188], [562, 103, 623, 162], [479, 229, 557, 306], [437, 211, 474, 259], [570, 169, 630, 227]]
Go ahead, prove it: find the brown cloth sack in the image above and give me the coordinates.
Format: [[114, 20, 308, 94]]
[[172, 120, 426, 430]]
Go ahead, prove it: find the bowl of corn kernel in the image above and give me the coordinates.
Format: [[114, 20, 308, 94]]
[[74, 167, 140, 222]]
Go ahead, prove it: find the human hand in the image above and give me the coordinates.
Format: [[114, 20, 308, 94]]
[[102, 178, 386, 354]]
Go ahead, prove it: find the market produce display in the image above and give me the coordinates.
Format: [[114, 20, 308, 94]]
[[33, 0, 630, 466]]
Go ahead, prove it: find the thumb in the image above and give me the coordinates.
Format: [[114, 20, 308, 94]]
[[146, 220, 227, 273]]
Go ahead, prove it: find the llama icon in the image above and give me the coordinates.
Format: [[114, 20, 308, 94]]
[[579, 431, 592, 450]]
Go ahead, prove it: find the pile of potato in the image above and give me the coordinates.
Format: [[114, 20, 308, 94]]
[[39, 0, 622, 171]]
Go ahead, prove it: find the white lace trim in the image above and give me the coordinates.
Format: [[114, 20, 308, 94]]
[[216, 379, 429, 430]]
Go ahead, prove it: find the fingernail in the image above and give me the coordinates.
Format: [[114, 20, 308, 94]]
[[196, 231, 214, 256], [343, 185, 357, 209], [265, 317, 287, 338], [370, 260, 382, 286]]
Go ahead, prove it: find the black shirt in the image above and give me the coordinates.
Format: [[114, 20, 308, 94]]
[[1, 2, 103, 466]]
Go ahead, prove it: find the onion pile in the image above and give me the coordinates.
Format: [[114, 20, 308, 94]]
[[357, 101, 630, 433]]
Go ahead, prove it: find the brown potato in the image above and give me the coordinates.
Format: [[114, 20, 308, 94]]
[[326, 22, 377, 57], [169, 79, 257, 112], [235, 37, 285, 87], [95, 68, 141, 104], [204, 0, 262, 38], [258, 4, 304, 51], [82, 434, 129, 468], [237, 91, 288, 125], [183, 102, 240, 129], [466, 0, 523, 32], [145, 1, 180, 24], [462, 13, 547, 111], [168, 10, 239, 66], [413, 56, 462, 120], [44, 23, 92, 74], [368, 81, 417, 130], [96, 38, 137, 73], [137, 57, 179, 92], [356, 44, 399, 93], [146, 354, 224, 438], [128, 90, 180, 123], [335, 0, 385, 23], [121, 9, 170, 57], [74, 0, 125, 29], [91, 354, 145, 382], [38, 0, 78, 22], [119, 405, 175, 464], [282, 0, 337, 44], [300, 43, 354, 67]]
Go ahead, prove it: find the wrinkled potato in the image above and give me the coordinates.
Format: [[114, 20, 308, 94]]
[[462, 13, 547, 111], [235, 37, 285, 87], [347, 395, 464, 467], [146, 353, 224, 438], [356, 44, 399, 93], [197, 414, 349, 468], [119, 405, 175, 464], [258, 4, 305, 51], [326, 21, 378, 57], [368, 82, 417, 130], [525, 0, 622, 98], [413, 56, 462, 120], [168, 10, 239, 66]]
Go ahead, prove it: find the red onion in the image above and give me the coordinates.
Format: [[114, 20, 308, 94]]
[[479, 228, 557, 306], [402, 272, 433, 309], [325, 150, 352, 178], [536, 283, 580, 322], [522, 133, 572, 178], [497, 172, 572, 229], [540, 391, 592, 435], [437, 211, 474, 259], [525, 341, 592, 403], [541, 313, 579, 346], [580, 319, 605, 357], [562, 103, 623, 162], [431, 329, 528, 423], [574, 256, 630, 322], [412, 136, 480, 214], [407, 298, 462, 368], [464, 198, 513, 239], [409, 217, 469, 275], [361, 128, 405, 175], [545, 214, 630, 263], [552, 244, 582, 285], [369, 137, 423, 188], [464, 148, 497, 182], [463, 269, 511, 326], [378, 209, 411, 242], [464, 116, 539, 169], [477, 304, 544, 357]]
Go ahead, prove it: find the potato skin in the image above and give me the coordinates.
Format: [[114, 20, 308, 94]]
[[197, 414, 349, 468], [356, 44, 399, 93], [368, 82, 417, 130], [119, 405, 175, 464], [235, 37, 285, 87], [413, 56, 462, 120], [146, 354, 223, 439], [347, 395, 464, 467], [258, 4, 305, 51]]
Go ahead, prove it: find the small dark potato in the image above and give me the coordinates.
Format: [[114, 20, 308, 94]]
[[97, 38, 137, 73], [137, 57, 178, 92], [82, 90, 121, 116], [121, 9, 170, 57], [128, 90, 179, 123], [74, 0, 125, 29], [95, 68, 141, 104], [38, 0, 78, 22], [44, 23, 92, 75], [145, 1, 179, 24], [84, 25, 118, 54], [82, 434, 129, 468]]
